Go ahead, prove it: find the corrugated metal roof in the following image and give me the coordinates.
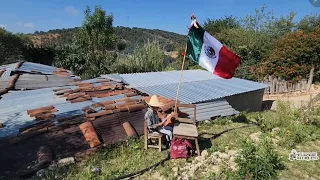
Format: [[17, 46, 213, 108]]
[[179, 99, 239, 122], [15, 74, 75, 90], [0, 63, 18, 71], [17, 62, 60, 75], [0, 63, 17, 78], [102, 73, 124, 83], [0, 62, 80, 80], [106, 70, 267, 104]]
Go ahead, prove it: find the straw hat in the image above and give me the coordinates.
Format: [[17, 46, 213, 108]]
[[145, 95, 165, 107]]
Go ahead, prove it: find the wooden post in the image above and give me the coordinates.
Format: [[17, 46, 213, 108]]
[[174, 43, 188, 113]]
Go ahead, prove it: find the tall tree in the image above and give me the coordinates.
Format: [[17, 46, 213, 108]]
[[55, 6, 118, 79], [73, 6, 117, 52]]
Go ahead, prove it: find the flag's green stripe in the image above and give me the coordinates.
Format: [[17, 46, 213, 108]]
[[187, 24, 205, 64]]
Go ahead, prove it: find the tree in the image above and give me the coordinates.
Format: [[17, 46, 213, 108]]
[[73, 6, 117, 52], [112, 39, 165, 73], [260, 26, 320, 89], [268, 11, 296, 38], [22, 45, 56, 65], [204, 16, 240, 37], [55, 6, 118, 79], [297, 14, 320, 32], [203, 11, 274, 80], [0, 28, 29, 64]]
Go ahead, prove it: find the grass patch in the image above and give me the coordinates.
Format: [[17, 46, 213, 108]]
[[45, 137, 167, 180]]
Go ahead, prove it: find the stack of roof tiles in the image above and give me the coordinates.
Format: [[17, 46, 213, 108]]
[[27, 105, 58, 121]]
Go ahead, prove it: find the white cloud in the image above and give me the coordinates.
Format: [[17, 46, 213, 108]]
[[0, 24, 6, 28], [16, 22, 34, 28], [64, 6, 79, 15]]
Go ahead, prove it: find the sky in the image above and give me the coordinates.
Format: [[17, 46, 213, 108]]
[[0, 0, 319, 35]]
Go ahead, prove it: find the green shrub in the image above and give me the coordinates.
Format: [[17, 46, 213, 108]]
[[234, 137, 284, 180], [213, 117, 232, 125], [253, 101, 298, 132], [280, 124, 320, 148]]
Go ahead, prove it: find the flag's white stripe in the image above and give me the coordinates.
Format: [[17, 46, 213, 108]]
[[199, 32, 223, 73]]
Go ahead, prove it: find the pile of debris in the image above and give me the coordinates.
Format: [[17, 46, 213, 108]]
[[172, 150, 239, 179], [0, 61, 79, 96]]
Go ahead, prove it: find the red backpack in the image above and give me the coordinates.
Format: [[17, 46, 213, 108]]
[[170, 138, 194, 159]]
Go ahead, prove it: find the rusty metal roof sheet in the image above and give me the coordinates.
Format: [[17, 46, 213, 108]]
[[15, 74, 75, 90], [0, 62, 80, 80]]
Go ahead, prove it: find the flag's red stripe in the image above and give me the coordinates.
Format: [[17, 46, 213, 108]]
[[213, 46, 241, 79]]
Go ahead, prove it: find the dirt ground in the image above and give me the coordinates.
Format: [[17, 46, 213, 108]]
[[263, 84, 320, 109]]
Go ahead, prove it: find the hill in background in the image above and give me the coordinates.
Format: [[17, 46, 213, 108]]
[[28, 26, 186, 53]]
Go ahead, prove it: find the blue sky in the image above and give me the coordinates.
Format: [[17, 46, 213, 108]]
[[0, 0, 319, 35]]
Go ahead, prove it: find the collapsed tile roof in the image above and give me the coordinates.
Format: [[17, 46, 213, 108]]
[[0, 61, 80, 95], [1, 76, 176, 177], [0, 78, 146, 138]]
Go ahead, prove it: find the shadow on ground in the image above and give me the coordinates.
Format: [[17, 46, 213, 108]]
[[261, 100, 275, 111]]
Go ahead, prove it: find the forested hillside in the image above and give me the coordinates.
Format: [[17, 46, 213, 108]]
[[29, 26, 186, 53]]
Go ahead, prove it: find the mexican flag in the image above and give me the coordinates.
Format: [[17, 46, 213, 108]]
[[186, 22, 241, 79]]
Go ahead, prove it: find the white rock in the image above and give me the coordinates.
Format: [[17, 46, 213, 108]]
[[250, 132, 262, 143], [271, 127, 280, 134], [229, 156, 236, 163], [227, 150, 238, 156], [181, 172, 188, 180], [57, 157, 75, 167], [211, 165, 220, 173], [272, 138, 279, 144], [172, 167, 179, 172], [195, 155, 206, 162], [218, 153, 230, 160], [211, 156, 222, 164], [36, 169, 45, 178], [201, 150, 209, 157], [229, 165, 238, 171], [212, 151, 220, 156], [91, 167, 100, 175], [182, 176, 189, 180], [215, 158, 222, 164]]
